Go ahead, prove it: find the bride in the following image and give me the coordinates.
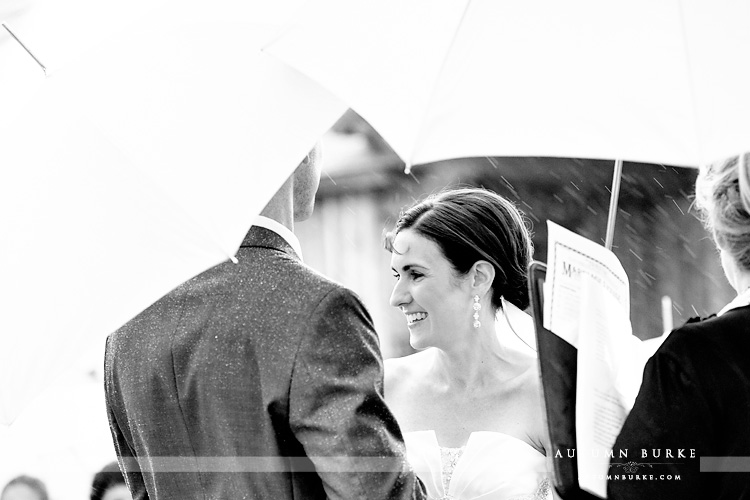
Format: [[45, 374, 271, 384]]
[[385, 188, 553, 500]]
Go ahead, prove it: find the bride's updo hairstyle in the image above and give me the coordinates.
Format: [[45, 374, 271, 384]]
[[695, 153, 750, 272], [385, 187, 533, 310]]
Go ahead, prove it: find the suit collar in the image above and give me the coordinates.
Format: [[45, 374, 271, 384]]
[[251, 216, 302, 257], [240, 225, 301, 261], [718, 287, 750, 317]]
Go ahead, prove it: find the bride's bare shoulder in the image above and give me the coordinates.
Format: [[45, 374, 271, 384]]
[[384, 349, 433, 393]]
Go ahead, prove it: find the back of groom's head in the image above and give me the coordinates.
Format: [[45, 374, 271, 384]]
[[292, 142, 323, 223], [261, 142, 323, 230]]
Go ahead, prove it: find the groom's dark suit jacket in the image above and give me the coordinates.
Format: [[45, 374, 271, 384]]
[[105, 226, 423, 500]]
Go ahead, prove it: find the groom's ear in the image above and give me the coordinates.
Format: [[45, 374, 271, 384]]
[[470, 260, 495, 295]]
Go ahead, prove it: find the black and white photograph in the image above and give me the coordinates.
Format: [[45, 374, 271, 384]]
[[2, 1, 749, 499]]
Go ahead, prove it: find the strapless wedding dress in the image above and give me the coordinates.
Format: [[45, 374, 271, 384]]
[[404, 430, 551, 500]]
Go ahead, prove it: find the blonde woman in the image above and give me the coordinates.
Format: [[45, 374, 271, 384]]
[[609, 154, 750, 499]]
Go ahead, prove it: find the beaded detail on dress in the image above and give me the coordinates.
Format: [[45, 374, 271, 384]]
[[507, 477, 552, 500], [439, 446, 465, 500]]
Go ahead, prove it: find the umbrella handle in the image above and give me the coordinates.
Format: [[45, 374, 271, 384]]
[[604, 159, 623, 250]]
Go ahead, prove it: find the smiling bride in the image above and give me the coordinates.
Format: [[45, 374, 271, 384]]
[[385, 188, 553, 500]]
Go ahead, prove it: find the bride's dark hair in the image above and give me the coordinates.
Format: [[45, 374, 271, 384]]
[[384, 187, 533, 310]]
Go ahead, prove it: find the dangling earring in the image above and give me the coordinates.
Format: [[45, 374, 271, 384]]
[[472, 295, 482, 329]]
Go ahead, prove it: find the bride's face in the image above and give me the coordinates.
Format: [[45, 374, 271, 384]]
[[389, 229, 472, 350]]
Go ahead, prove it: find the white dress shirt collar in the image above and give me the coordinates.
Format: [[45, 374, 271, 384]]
[[717, 287, 750, 316], [251, 215, 303, 261]]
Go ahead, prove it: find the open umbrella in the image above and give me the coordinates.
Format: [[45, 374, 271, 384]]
[[265, 0, 750, 246], [265, 2, 750, 497], [267, 0, 750, 167], [0, 0, 346, 425]]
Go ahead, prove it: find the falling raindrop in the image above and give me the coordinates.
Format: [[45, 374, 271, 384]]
[[655, 205, 670, 218], [500, 175, 515, 191], [628, 248, 643, 262], [672, 199, 685, 215], [323, 170, 337, 185], [682, 242, 697, 259], [563, 186, 580, 199]]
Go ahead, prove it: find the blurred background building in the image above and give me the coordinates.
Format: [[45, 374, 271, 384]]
[[298, 110, 734, 358]]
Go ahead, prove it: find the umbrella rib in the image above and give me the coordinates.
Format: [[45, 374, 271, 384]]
[[405, 0, 474, 173], [674, 0, 703, 163], [2, 23, 47, 76]]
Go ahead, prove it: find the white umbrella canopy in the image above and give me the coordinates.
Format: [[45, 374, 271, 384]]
[[265, 0, 750, 170], [0, 0, 346, 425]]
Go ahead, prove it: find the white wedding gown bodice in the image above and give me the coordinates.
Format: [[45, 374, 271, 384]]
[[404, 430, 552, 500]]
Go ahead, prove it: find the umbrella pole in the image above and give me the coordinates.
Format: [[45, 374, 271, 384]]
[[604, 159, 623, 250]]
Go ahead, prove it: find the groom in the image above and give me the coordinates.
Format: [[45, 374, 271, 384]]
[[104, 144, 425, 500]]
